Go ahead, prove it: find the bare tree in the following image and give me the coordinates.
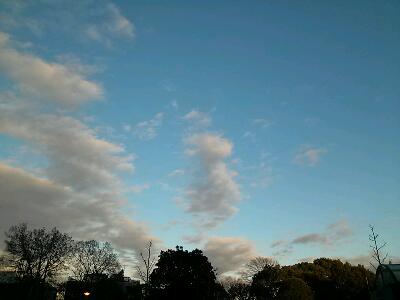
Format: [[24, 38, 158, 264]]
[[221, 277, 250, 300], [136, 241, 157, 284], [240, 256, 278, 283], [5, 223, 74, 283], [369, 225, 388, 270], [70, 240, 121, 281]]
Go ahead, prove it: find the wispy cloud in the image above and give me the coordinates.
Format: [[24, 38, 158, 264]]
[[160, 79, 177, 92], [168, 169, 185, 177], [84, 3, 134, 45], [1, 2, 134, 47], [183, 110, 211, 128], [293, 145, 327, 166], [132, 112, 164, 140], [169, 100, 179, 109], [253, 118, 274, 128], [272, 219, 353, 257], [130, 183, 150, 194]]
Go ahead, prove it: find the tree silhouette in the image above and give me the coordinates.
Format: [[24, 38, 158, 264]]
[[250, 263, 281, 300], [136, 240, 157, 284], [280, 258, 374, 300], [5, 223, 74, 283], [148, 246, 220, 300], [225, 278, 250, 300], [369, 225, 388, 270], [70, 240, 121, 281], [240, 257, 278, 283], [276, 278, 313, 300]]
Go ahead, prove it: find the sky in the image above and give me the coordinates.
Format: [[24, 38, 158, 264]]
[[0, 0, 399, 277]]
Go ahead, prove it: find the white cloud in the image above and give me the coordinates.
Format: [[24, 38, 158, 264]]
[[294, 145, 327, 166], [183, 110, 211, 128], [204, 237, 257, 276], [132, 112, 164, 140], [183, 133, 241, 228], [0, 32, 102, 106]]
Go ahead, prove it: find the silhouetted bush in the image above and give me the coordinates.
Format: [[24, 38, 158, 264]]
[[276, 278, 313, 300]]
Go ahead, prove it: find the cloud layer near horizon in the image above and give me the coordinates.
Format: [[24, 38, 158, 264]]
[[204, 236, 256, 276]]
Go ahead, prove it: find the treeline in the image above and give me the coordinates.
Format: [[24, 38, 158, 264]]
[[0, 224, 375, 300]]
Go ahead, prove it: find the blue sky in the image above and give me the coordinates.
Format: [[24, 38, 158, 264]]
[[0, 0, 399, 276]]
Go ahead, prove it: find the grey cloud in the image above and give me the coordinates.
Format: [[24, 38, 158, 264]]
[[0, 94, 158, 256], [184, 133, 241, 228], [271, 219, 353, 256], [328, 219, 353, 239], [182, 234, 205, 245], [0, 32, 102, 106], [203, 237, 256, 276], [0, 163, 155, 254], [271, 240, 288, 248], [292, 233, 327, 245], [0, 100, 133, 192]]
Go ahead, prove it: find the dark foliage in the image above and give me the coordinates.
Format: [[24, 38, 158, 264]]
[[250, 263, 281, 299], [280, 258, 374, 300], [1, 224, 379, 300], [148, 246, 223, 300], [227, 280, 251, 300], [276, 278, 313, 300]]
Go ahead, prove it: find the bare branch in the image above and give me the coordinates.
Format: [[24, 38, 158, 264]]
[[368, 225, 389, 269]]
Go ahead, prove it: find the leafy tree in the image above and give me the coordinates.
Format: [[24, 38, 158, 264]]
[[250, 263, 281, 300], [70, 240, 121, 281], [5, 223, 74, 283], [276, 278, 313, 300], [148, 246, 220, 300], [280, 258, 374, 300]]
